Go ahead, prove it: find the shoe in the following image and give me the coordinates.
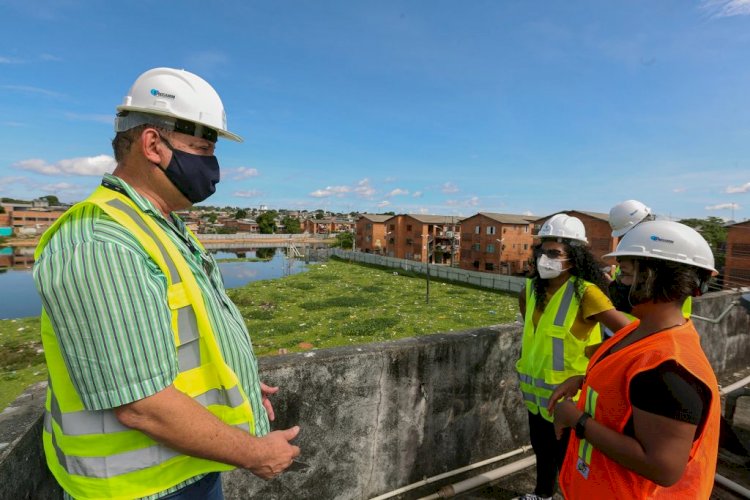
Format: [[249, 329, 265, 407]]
[[511, 494, 552, 500]]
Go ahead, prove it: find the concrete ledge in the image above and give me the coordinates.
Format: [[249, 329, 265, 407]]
[[1, 290, 748, 499]]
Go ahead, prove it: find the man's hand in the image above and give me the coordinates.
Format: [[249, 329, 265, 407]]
[[248, 426, 301, 480], [552, 399, 582, 440], [547, 375, 583, 414], [260, 382, 279, 421]]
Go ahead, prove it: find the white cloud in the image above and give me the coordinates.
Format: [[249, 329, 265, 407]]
[[442, 182, 459, 194], [726, 182, 750, 194], [445, 196, 480, 208], [0, 176, 27, 191], [0, 56, 22, 64], [309, 185, 351, 198], [1, 85, 63, 98], [388, 188, 409, 197], [384, 176, 396, 183], [39, 182, 86, 195], [233, 190, 262, 198], [229, 167, 259, 180], [376, 200, 391, 208], [412, 191, 423, 198], [418, 207, 429, 214], [39, 54, 63, 62], [2, 121, 27, 127], [522, 210, 534, 216], [702, 0, 750, 17], [705, 203, 741, 210], [14, 155, 115, 176], [354, 178, 375, 198], [673, 187, 687, 193]]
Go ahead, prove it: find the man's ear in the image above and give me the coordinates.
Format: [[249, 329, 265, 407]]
[[140, 128, 165, 166]]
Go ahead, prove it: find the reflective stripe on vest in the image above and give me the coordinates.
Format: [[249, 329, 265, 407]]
[[576, 386, 599, 478]]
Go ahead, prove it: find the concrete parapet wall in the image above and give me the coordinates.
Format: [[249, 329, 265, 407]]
[[1, 291, 748, 499]]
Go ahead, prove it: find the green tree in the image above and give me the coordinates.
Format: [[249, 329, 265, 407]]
[[679, 216, 728, 269], [41, 195, 60, 205], [314, 210, 325, 220], [235, 208, 248, 219], [282, 216, 301, 234], [255, 247, 276, 260], [0, 206, 4, 214], [206, 212, 218, 224], [334, 231, 354, 249], [379, 211, 395, 216], [216, 226, 237, 234], [257, 211, 278, 234]]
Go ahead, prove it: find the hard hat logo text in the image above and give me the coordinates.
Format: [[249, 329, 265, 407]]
[[650, 235, 674, 244], [150, 88, 176, 99]]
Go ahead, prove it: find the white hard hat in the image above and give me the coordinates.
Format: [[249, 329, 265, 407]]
[[536, 214, 588, 244], [609, 200, 652, 237], [604, 220, 716, 273], [114, 67, 242, 142]]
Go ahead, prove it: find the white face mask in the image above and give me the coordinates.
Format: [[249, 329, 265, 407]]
[[537, 254, 570, 279]]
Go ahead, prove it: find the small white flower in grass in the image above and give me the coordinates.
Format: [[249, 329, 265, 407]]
[[17, 327, 24, 332]]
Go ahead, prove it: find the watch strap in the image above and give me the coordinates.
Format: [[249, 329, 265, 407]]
[[575, 412, 591, 439]]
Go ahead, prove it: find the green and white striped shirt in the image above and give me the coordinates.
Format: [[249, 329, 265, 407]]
[[33, 174, 270, 499]]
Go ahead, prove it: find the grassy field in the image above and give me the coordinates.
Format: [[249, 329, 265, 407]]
[[0, 258, 517, 409]]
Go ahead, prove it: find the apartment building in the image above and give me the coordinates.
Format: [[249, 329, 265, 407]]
[[459, 213, 536, 275], [383, 214, 460, 265], [724, 220, 750, 289], [355, 214, 391, 253], [303, 218, 355, 234], [532, 210, 615, 261]]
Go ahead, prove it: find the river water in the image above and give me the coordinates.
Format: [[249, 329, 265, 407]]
[[0, 247, 311, 320]]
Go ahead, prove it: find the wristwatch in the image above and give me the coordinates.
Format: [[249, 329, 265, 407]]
[[575, 412, 591, 439]]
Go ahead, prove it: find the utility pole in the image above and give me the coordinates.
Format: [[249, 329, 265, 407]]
[[423, 233, 432, 304]]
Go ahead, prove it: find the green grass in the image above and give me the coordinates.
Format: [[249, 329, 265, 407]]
[[230, 258, 517, 356], [0, 259, 517, 410], [0, 316, 46, 411]]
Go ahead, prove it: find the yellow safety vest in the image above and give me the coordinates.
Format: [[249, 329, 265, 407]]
[[516, 278, 601, 422], [612, 266, 692, 319], [35, 186, 256, 500]]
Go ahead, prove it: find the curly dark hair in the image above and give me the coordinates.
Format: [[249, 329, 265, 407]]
[[628, 258, 711, 304], [530, 242, 610, 311]]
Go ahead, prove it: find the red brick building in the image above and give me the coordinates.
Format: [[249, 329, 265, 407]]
[[532, 210, 615, 261], [303, 218, 355, 234], [459, 213, 536, 275], [355, 214, 391, 253], [724, 220, 750, 289], [384, 214, 460, 265]]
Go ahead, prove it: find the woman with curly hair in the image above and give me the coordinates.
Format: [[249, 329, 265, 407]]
[[515, 214, 630, 500], [550, 221, 720, 499]]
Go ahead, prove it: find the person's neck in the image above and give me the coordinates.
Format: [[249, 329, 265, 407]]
[[545, 271, 571, 294], [112, 164, 184, 218], [628, 301, 686, 342]]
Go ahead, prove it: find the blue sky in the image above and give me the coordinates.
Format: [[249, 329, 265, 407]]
[[1, 1, 749, 221]]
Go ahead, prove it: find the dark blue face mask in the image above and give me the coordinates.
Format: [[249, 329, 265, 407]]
[[158, 134, 220, 204]]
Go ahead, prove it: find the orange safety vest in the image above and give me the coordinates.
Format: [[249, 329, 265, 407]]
[[559, 320, 720, 499]]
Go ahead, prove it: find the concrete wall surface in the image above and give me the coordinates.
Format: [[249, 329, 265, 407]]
[[0, 290, 748, 500]]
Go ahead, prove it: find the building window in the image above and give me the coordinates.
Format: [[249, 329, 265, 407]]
[[406, 238, 413, 245], [365, 236, 371, 242], [486, 226, 496, 235], [503, 227, 507, 233], [485, 262, 494, 271], [406, 224, 412, 231], [389, 224, 395, 230], [474, 225, 480, 234], [523, 244, 528, 250], [524, 226, 529, 233], [486, 244, 495, 253], [472, 243, 481, 251], [366, 223, 372, 230], [473, 260, 480, 269]]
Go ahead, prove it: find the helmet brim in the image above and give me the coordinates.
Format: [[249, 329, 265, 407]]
[[603, 248, 717, 274], [116, 105, 243, 143]]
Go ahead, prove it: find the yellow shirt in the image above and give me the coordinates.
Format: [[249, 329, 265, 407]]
[[532, 283, 614, 340]]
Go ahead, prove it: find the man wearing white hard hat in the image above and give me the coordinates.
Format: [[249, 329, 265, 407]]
[[514, 214, 629, 500], [33, 68, 300, 499], [550, 220, 720, 499]]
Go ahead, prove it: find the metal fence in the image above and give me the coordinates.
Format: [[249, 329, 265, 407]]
[[327, 249, 525, 293], [197, 232, 329, 240]]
